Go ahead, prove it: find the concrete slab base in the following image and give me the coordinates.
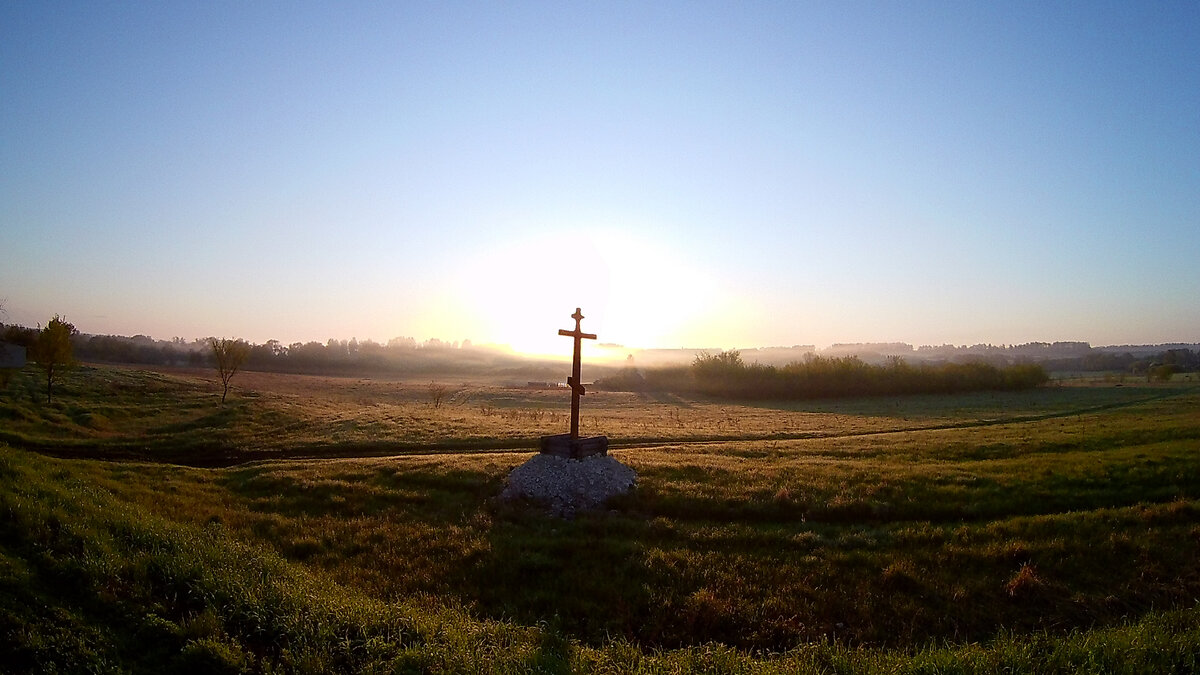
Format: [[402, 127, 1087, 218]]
[[539, 433, 609, 459]]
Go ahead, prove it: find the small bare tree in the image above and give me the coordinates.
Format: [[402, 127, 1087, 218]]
[[427, 381, 447, 409], [210, 337, 251, 404]]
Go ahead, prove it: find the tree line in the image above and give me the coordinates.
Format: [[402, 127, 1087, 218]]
[[3, 319, 1194, 399], [1039, 348, 1199, 380], [596, 350, 1051, 399], [0, 326, 536, 377]]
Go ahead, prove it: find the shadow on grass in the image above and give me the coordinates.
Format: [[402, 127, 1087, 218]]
[[220, 463, 503, 522], [734, 385, 1194, 420], [464, 502, 656, 647], [145, 402, 247, 435]]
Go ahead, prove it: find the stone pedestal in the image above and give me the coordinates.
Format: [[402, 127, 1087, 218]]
[[539, 433, 608, 459]]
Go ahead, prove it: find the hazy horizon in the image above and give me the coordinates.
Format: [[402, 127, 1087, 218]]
[[4, 314, 1193, 362], [4, 3, 1198, 354]]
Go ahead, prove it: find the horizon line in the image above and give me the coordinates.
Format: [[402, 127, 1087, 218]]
[[4, 320, 1197, 355]]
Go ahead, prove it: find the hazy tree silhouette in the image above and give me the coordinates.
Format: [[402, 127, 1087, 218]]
[[0, 301, 13, 388], [29, 315, 76, 403], [428, 381, 448, 408], [210, 337, 251, 404]]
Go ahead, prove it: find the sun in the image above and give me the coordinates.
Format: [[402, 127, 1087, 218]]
[[444, 228, 717, 357]]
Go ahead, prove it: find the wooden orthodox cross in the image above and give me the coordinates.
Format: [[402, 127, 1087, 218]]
[[558, 307, 596, 439], [539, 307, 608, 459]]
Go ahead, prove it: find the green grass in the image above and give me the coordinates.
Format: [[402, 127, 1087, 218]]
[[3, 448, 1200, 673], [2, 364, 1200, 671]]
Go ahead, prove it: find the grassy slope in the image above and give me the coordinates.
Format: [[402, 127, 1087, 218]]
[[2, 364, 1200, 671], [3, 449, 1200, 673]]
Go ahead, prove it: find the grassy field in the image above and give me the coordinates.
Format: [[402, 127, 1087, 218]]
[[2, 363, 1200, 672], [0, 363, 1179, 462]]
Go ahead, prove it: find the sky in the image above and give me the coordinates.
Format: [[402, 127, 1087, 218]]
[[3, 1, 1198, 356]]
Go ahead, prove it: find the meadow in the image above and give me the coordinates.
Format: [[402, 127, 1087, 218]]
[[2, 363, 1199, 672]]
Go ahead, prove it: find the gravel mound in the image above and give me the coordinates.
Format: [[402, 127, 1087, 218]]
[[501, 453, 637, 517]]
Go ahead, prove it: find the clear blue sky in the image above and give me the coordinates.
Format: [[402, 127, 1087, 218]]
[[3, 1, 1198, 354]]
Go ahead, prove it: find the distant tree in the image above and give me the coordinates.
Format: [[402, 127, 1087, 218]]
[[209, 337, 251, 404], [693, 350, 744, 372], [0, 301, 11, 389], [29, 315, 77, 403], [1, 324, 37, 347], [428, 381, 447, 408], [388, 336, 416, 349], [1150, 364, 1177, 383]]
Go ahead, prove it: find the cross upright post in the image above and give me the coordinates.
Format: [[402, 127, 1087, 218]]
[[558, 307, 597, 439], [540, 307, 607, 459]]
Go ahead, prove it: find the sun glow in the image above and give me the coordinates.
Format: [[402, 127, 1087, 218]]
[[448, 228, 718, 357]]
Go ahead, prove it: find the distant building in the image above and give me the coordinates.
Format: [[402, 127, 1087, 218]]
[[0, 341, 27, 369]]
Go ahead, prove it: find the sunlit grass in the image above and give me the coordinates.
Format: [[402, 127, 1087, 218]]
[[0, 363, 1182, 463]]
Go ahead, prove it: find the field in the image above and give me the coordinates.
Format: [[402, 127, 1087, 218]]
[[2, 363, 1200, 672]]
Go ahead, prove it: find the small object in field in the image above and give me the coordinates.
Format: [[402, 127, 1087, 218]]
[[501, 453, 636, 517], [0, 341, 26, 369], [541, 307, 609, 456]]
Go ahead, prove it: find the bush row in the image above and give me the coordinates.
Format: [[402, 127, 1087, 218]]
[[596, 351, 1049, 399]]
